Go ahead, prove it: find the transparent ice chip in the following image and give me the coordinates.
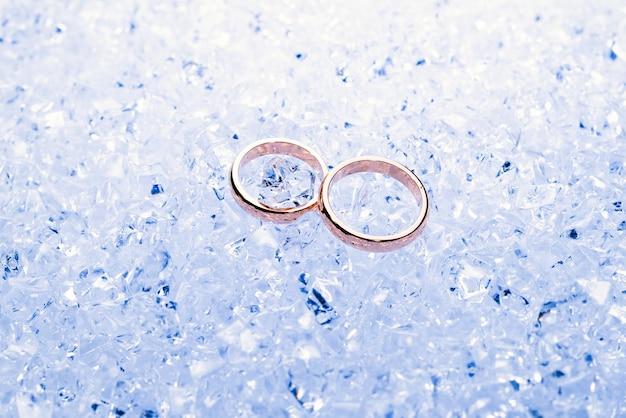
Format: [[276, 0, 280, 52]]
[[241, 155, 317, 210]]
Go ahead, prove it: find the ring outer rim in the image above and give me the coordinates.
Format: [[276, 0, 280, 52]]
[[230, 138, 328, 223], [319, 156, 429, 252]]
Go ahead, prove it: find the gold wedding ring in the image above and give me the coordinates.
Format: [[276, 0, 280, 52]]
[[230, 138, 328, 223], [230, 139, 429, 251], [318, 157, 429, 252]]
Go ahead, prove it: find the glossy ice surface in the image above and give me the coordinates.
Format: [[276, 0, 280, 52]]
[[1, 0, 625, 416]]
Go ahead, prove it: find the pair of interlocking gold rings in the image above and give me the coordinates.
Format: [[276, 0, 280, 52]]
[[230, 138, 429, 252]]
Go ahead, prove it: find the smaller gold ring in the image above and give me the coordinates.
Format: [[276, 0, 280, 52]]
[[319, 157, 429, 252], [230, 138, 328, 223]]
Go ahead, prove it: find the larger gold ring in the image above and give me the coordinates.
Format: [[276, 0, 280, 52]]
[[230, 138, 328, 223], [319, 157, 429, 252]]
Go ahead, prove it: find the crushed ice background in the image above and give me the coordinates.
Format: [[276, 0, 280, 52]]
[[1, 0, 626, 416]]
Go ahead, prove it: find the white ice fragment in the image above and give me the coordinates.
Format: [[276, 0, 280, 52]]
[[457, 261, 489, 302], [248, 228, 278, 248], [308, 398, 324, 412], [106, 138, 117, 152], [576, 279, 611, 305], [217, 321, 257, 352], [470, 398, 489, 412], [372, 289, 389, 305], [215, 32, 231, 47], [25, 190, 44, 212], [544, 101, 552, 111], [529, 107, 543, 117], [14, 141, 29, 157], [189, 357, 222, 380], [517, 184, 557, 209], [44, 111, 65, 128], [607, 110, 619, 125], [30, 101, 53, 113], [451, 200, 464, 218], [346, 328, 357, 340], [588, 175, 607, 190], [239, 328, 257, 353], [16, 392, 52, 418], [93, 98, 122, 113], [6, 343, 37, 357], [217, 321, 244, 344], [169, 387, 194, 416], [57, 244, 79, 257], [608, 305, 626, 323], [444, 114, 466, 131], [295, 343, 321, 361], [298, 311, 314, 328], [62, 287, 78, 304], [613, 40, 625, 57], [106, 155, 125, 178], [590, 71, 604, 83]]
